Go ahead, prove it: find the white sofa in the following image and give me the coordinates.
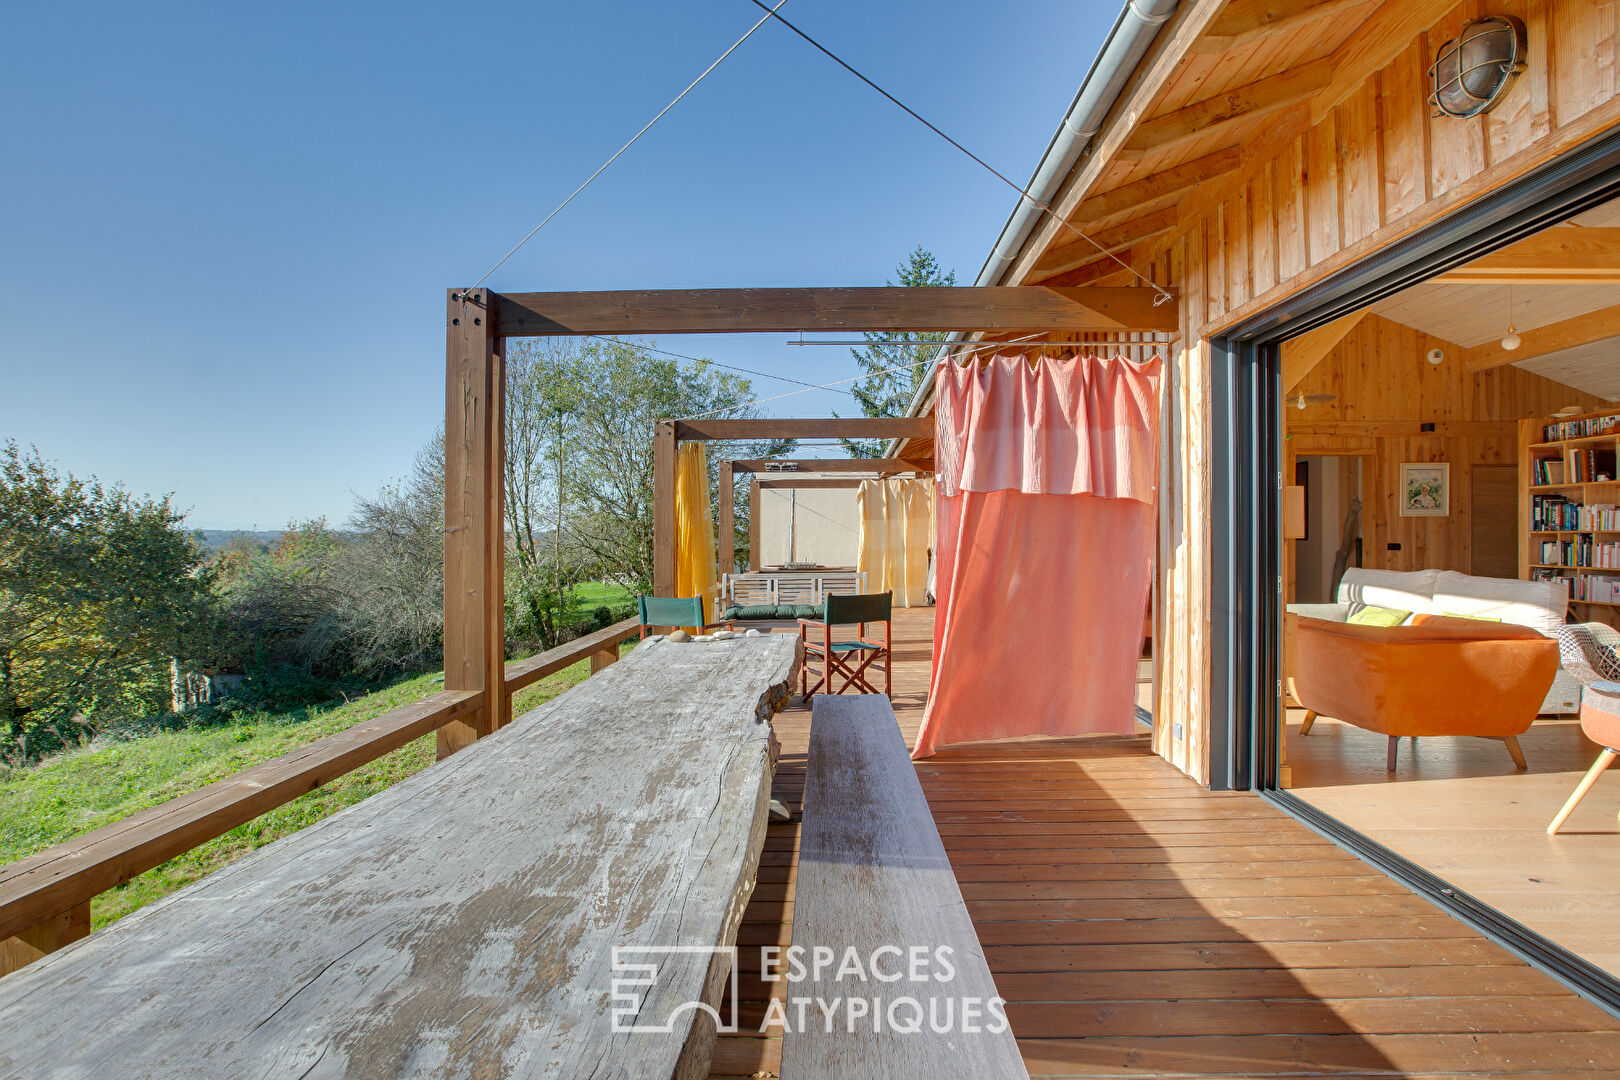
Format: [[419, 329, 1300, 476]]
[[1288, 568, 1579, 715]]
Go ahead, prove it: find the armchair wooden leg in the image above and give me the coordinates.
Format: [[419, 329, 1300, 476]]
[[1502, 735, 1527, 770], [1299, 710, 1317, 736], [1387, 736, 1399, 772], [1549, 748, 1618, 834]]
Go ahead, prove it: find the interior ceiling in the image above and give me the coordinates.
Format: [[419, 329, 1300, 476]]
[[1368, 194, 1620, 402]]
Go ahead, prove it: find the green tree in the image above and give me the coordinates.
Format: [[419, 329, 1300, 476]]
[[842, 246, 956, 456], [562, 338, 787, 594], [0, 442, 210, 756]]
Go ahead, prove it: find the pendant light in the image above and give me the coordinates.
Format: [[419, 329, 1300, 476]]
[[1500, 283, 1522, 351]]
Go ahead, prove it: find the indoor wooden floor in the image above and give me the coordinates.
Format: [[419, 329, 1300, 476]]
[[1290, 709, 1620, 979], [710, 608, 1620, 1078]]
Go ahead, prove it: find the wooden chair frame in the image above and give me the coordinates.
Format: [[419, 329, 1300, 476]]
[[798, 594, 893, 699]]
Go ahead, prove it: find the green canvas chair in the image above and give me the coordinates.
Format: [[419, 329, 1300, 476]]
[[637, 595, 735, 638], [798, 591, 892, 699]]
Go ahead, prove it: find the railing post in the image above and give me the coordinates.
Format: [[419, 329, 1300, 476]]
[[441, 289, 507, 758], [590, 646, 619, 674], [1, 902, 88, 976], [654, 420, 677, 597]]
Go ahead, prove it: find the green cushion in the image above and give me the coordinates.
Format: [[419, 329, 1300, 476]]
[[731, 604, 780, 620], [1443, 611, 1502, 622], [1347, 605, 1412, 627], [789, 604, 822, 619]]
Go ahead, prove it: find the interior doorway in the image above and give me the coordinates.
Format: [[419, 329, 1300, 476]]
[[1292, 455, 1364, 603]]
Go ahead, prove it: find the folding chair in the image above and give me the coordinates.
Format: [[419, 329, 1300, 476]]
[[636, 595, 734, 639], [798, 591, 892, 700]]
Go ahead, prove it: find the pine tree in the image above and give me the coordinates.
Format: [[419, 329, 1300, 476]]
[[841, 247, 955, 457]]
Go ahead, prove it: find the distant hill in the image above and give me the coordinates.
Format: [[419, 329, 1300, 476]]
[[193, 530, 284, 553]]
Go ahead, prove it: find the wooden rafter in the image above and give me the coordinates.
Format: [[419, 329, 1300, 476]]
[[490, 286, 1176, 337], [729, 458, 930, 473], [1431, 228, 1620, 284], [1030, 206, 1179, 281], [1464, 302, 1620, 372], [1117, 58, 1331, 161], [1072, 147, 1241, 224], [1282, 310, 1368, 392], [1193, 0, 1373, 53], [1311, 0, 1460, 124]]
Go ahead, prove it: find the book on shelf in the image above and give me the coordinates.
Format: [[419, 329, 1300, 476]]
[[1544, 414, 1620, 442], [1568, 446, 1618, 484]]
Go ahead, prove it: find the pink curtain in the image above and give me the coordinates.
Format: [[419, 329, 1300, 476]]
[[913, 354, 1161, 759]]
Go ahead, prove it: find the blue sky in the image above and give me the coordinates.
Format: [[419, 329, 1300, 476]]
[[1, 1, 1112, 530]]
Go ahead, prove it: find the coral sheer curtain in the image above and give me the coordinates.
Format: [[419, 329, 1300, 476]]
[[913, 353, 1161, 759], [674, 442, 719, 623], [856, 478, 934, 607]]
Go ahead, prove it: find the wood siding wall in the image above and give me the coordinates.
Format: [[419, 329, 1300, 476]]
[[1138, 1, 1620, 783]]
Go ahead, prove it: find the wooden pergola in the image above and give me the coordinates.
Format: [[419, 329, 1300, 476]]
[[719, 457, 931, 576], [442, 284, 1176, 755]]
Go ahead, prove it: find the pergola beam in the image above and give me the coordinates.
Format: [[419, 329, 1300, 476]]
[[729, 458, 931, 474], [489, 286, 1177, 336], [674, 417, 932, 441], [757, 478, 864, 489], [1431, 228, 1620, 284]]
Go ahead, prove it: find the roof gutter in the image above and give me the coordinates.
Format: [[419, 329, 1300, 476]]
[[975, 0, 1179, 289], [896, 0, 1178, 432]]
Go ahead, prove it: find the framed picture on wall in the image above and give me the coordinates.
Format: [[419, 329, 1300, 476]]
[[1399, 462, 1450, 517]]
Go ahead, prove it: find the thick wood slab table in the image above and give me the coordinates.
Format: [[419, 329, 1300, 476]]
[[0, 634, 798, 1080]]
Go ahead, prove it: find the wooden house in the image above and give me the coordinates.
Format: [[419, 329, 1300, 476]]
[[5, 2, 1620, 1076]]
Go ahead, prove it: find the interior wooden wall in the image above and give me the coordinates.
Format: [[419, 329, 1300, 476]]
[[1285, 313, 1605, 590], [1123, 1, 1620, 784]]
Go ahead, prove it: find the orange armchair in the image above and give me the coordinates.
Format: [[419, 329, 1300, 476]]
[[1293, 615, 1559, 771]]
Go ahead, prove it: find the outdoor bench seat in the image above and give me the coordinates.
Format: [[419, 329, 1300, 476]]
[[779, 694, 1028, 1079], [0, 635, 799, 1080]]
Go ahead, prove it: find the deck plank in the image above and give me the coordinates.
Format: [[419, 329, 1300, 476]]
[[709, 608, 1620, 1079]]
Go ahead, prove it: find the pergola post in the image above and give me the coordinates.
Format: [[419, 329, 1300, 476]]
[[718, 460, 735, 579], [441, 289, 507, 758], [748, 478, 761, 572], [653, 420, 677, 597]]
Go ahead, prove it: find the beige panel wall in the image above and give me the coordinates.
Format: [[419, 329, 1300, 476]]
[[755, 485, 860, 569]]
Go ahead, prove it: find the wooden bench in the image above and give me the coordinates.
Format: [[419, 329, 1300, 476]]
[[0, 634, 799, 1080], [779, 696, 1027, 1079]]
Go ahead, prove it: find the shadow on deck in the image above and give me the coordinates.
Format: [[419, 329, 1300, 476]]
[[712, 608, 1620, 1079]]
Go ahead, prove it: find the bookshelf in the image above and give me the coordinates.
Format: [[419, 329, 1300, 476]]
[[1521, 407, 1620, 623]]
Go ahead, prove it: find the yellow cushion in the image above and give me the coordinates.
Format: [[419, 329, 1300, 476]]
[[1443, 611, 1502, 622], [1347, 605, 1412, 627]]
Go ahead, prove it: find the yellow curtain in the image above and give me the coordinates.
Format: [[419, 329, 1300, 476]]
[[856, 478, 935, 607], [675, 442, 719, 623]]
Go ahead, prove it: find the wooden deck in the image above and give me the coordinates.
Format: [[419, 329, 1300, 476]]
[[712, 608, 1620, 1078]]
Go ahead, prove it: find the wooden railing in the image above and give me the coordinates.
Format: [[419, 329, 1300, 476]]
[[0, 615, 643, 976]]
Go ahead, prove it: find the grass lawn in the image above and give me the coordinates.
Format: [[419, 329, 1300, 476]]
[[0, 640, 631, 931], [574, 580, 634, 609]]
